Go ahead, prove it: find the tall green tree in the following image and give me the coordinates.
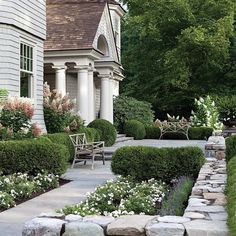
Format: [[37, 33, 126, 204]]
[[121, 0, 236, 119]]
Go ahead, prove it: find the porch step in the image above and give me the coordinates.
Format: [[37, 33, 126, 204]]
[[115, 134, 134, 144]]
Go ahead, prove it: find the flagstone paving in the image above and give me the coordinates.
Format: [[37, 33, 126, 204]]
[[0, 139, 207, 236]]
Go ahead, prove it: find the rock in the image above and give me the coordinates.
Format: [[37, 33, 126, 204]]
[[83, 215, 115, 228], [188, 199, 209, 207], [210, 174, 227, 181], [185, 205, 226, 213], [63, 222, 104, 236], [107, 215, 156, 236], [22, 218, 66, 236], [216, 151, 226, 160], [209, 212, 228, 221], [65, 214, 83, 222], [146, 222, 185, 236], [207, 187, 223, 193], [203, 193, 225, 200], [38, 212, 65, 220], [183, 212, 205, 220], [158, 216, 190, 224], [184, 220, 229, 236]]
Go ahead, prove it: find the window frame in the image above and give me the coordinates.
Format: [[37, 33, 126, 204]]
[[19, 39, 36, 99]]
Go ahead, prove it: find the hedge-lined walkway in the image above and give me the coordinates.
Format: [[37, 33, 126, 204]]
[[0, 162, 114, 236]]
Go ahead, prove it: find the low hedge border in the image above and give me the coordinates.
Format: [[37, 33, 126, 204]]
[[0, 139, 69, 176], [227, 155, 236, 235], [124, 120, 146, 140], [226, 135, 236, 163], [111, 146, 205, 183], [144, 126, 213, 140]]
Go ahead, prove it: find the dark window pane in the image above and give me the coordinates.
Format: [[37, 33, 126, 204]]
[[20, 44, 23, 56], [24, 45, 27, 57], [20, 72, 30, 97]]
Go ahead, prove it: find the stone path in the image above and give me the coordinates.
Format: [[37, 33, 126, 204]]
[[0, 139, 207, 236], [0, 162, 114, 236]]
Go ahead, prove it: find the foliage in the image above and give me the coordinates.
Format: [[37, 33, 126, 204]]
[[124, 120, 146, 140], [121, 0, 236, 118], [160, 176, 194, 216], [188, 127, 213, 140], [145, 125, 161, 139], [0, 171, 59, 209], [67, 114, 84, 132], [60, 176, 167, 217], [43, 83, 76, 133], [0, 139, 69, 176], [113, 95, 154, 132], [88, 119, 116, 146], [0, 88, 8, 105], [226, 135, 236, 162], [227, 155, 236, 235], [216, 95, 236, 126], [111, 146, 205, 183], [191, 96, 223, 130]]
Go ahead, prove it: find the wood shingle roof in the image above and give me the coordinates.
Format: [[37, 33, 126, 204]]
[[45, 0, 119, 51]]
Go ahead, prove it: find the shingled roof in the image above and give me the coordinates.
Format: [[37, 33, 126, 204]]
[[45, 0, 119, 51]]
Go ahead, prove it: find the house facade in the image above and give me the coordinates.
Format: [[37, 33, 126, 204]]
[[0, 0, 46, 130], [44, 0, 125, 125]]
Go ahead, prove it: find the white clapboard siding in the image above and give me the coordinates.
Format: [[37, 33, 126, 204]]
[[0, 0, 46, 39]]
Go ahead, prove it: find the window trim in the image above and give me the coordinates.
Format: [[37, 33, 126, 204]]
[[19, 38, 36, 99]]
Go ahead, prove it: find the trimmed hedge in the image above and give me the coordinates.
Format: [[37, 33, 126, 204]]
[[0, 139, 69, 176], [226, 135, 236, 162], [124, 120, 146, 140], [111, 146, 205, 183], [143, 126, 213, 140], [227, 155, 236, 235], [88, 119, 116, 146]]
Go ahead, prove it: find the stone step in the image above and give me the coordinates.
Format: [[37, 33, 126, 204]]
[[115, 136, 134, 144], [117, 134, 126, 138]]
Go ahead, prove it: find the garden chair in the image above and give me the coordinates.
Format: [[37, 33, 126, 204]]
[[69, 133, 105, 169]]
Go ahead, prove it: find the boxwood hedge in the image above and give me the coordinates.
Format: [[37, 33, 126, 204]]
[[226, 135, 236, 163], [111, 146, 205, 183], [0, 139, 69, 176], [124, 120, 146, 140]]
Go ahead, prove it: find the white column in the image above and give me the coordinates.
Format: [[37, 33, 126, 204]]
[[53, 66, 67, 96], [109, 78, 114, 124], [100, 77, 111, 122], [88, 68, 95, 123], [75, 66, 89, 125]]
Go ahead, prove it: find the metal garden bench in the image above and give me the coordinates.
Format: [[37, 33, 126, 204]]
[[69, 133, 105, 169]]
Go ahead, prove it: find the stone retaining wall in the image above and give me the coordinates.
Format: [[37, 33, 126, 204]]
[[23, 158, 229, 236]]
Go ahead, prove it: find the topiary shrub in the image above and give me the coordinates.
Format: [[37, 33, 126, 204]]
[[88, 119, 116, 146], [145, 125, 161, 139], [114, 95, 154, 132], [124, 120, 146, 140], [111, 146, 205, 183], [226, 135, 236, 163], [188, 127, 213, 140], [76, 127, 101, 142], [227, 155, 236, 235], [0, 139, 69, 176]]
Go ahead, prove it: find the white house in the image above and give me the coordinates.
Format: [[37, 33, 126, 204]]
[[0, 0, 46, 130], [44, 0, 125, 124]]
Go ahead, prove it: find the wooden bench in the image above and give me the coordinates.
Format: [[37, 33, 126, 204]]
[[69, 133, 105, 169], [158, 121, 191, 140]]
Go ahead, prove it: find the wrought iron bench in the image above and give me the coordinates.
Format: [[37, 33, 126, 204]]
[[69, 133, 105, 169], [158, 121, 191, 140]]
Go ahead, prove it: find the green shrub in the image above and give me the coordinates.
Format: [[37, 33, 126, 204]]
[[114, 95, 154, 132], [0, 139, 69, 176], [227, 156, 236, 235], [160, 177, 194, 216], [124, 120, 146, 140], [145, 125, 161, 139], [76, 127, 101, 142], [226, 135, 236, 162], [111, 146, 205, 183], [88, 119, 116, 146], [188, 127, 213, 140]]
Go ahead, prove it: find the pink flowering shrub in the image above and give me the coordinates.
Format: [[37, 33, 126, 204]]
[[43, 83, 76, 133]]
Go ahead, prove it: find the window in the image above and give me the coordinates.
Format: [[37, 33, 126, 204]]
[[20, 43, 33, 98]]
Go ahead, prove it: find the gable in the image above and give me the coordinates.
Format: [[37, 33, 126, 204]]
[[93, 3, 119, 62]]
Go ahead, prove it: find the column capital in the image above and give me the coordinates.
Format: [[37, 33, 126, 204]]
[[52, 65, 67, 71], [98, 74, 113, 80], [74, 65, 90, 71]]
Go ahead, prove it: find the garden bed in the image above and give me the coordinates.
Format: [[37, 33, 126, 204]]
[[0, 172, 70, 212]]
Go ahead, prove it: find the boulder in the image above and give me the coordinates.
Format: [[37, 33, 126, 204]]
[[107, 215, 156, 236], [22, 218, 66, 236], [83, 215, 115, 228], [146, 222, 185, 236], [65, 214, 83, 222], [63, 222, 104, 236], [158, 216, 190, 224]]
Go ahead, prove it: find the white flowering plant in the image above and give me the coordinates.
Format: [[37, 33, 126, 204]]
[[0, 171, 59, 210], [191, 96, 223, 130], [60, 176, 167, 217]]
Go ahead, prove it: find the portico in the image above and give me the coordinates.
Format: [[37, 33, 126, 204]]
[[44, 0, 125, 125]]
